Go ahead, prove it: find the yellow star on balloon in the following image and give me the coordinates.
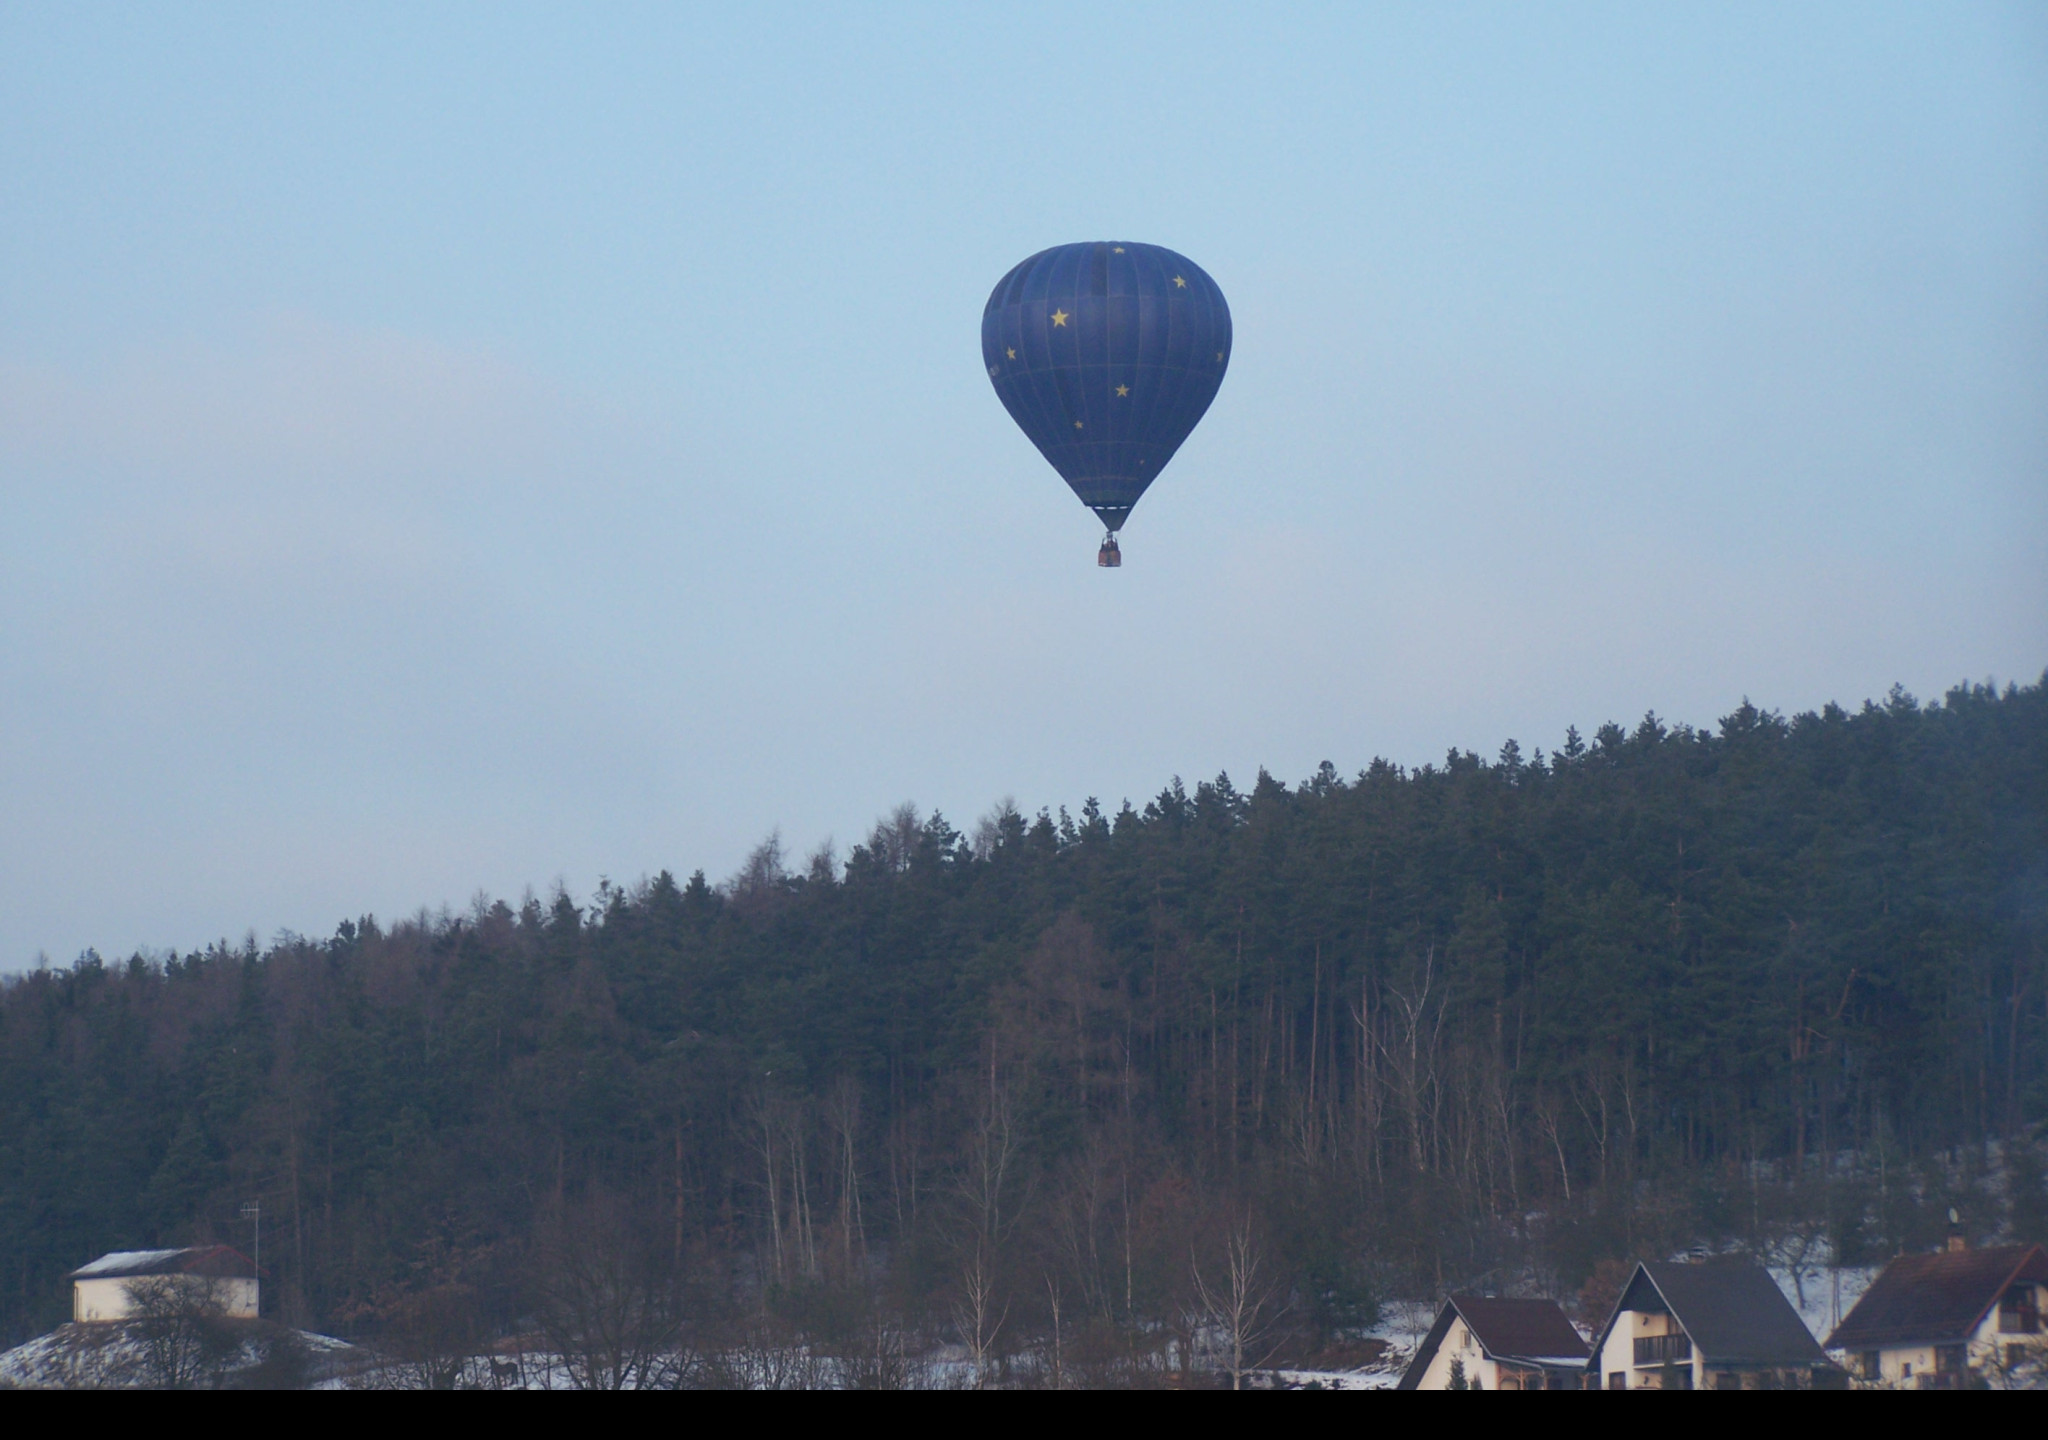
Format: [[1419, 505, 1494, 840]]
[[1006, 348, 1016, 359], [1050, 309, 1070, 327], [1073, 420, 1084, 429], [1172, 275, 1187, 288], [1112, 246, 1125, 254], [1115, 384, 1129, 397]]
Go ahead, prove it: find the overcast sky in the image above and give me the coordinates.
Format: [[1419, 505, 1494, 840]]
[[2, 4, 2043, 968]]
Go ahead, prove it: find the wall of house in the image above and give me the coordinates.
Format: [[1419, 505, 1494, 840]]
[[1596, 1307, 1700, 1389], [75, 1277, 133, 1322], [1864, 1344, 1938, 1386], [1595, 1313, 1632, 1387], [1857, 1339, 2044, 1389], [73, 1276, 258, 1322], [1963, 1280, 2047, 1384], [1970, 1279, 2047, 1358], [1415, 1317, 1501, 1390]]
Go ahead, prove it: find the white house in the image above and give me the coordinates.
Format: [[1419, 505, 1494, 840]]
[[69, 1247, 258, 1323], [1825, 1241, 2047, 1388], [1589, 1258, 1841, 1390], [1397, 1295, 1590, 1390]]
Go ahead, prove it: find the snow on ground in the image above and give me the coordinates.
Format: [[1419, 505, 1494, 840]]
[[1240, 1300, 1432, 1389], [1372, 1298, 1442, 1353], [0, 1322, 353, 1389], [1252, 1366, 1403, 1391], [1768, 1264, 1881, 1349]]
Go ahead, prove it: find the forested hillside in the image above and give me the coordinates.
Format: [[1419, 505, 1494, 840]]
[[3, 678, 2044, 1361]]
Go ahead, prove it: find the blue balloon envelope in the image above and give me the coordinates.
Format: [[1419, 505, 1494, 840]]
[[982, 242, 1230, 549]]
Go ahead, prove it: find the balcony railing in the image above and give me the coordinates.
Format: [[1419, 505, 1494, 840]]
[[1634, 1333, 1692, 1366]]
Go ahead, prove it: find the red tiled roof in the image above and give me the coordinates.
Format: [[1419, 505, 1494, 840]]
[[1826, 1244, 2047, 1350]]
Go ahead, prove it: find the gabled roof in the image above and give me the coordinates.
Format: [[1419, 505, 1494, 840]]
[[68, 1245, 256, 1281], [1451, 1295, 1590, 1364], [1826, 1244, 2048, 1350], [1593, 1258, 1827, 1368], [1396, 1294, 1589, 1388]]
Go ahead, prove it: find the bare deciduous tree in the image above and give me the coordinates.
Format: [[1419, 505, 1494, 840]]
[[1382, 944, 1447, 1173], [952, 1245, 1008, 1388], [124, 1276, 239, 1390], [707, 1314, 830, 1390], [530, 1190, 689, 1390], [1044, 1274, 1066, 1390], [947, 1060, 1022, 1388], [1190, 1220, 1284, 1391], [827, 1075, 866, 1276], [371, 1283, 484, 1390]]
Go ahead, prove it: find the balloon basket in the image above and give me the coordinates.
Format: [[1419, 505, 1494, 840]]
[[1097, 535, 1122, 568]]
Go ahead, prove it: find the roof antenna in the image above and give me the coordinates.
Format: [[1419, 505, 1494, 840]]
[[1946, 1207, 1966, 1253]]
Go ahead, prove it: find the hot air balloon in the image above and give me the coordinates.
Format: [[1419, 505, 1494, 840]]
[[982, 242, 1231, 566]]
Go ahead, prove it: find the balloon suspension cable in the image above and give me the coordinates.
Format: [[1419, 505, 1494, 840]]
[[1097, 531, 1122, 568]]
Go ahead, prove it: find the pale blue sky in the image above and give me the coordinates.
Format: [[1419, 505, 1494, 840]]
[[3, 4, 2044, 967]]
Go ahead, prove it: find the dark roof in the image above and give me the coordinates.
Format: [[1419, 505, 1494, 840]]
[[68, 1245, 256, 1281], [1396, 1295, 1588, 1388], [1450, 1296, 1589, 1364], [1599, 1259, 1827, 1367], [1827, 1244, 2048, 1350]]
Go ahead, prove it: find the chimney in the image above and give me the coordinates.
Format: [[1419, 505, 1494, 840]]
[[1946, 1207, 1967, 1253]]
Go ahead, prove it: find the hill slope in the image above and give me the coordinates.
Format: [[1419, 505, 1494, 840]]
[[2, 677, 2043, 1347]]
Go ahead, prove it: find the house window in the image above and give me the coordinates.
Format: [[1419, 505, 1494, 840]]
[[1999, 1286, 2040, 1334], [1934, 1344, 1966, 1374], [1632, 1333, 1692, 1365], [1608, 1371, 1625, 1390], [1861, 1351, 1880, 1380]]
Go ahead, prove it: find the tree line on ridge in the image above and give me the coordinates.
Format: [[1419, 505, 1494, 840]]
[[1, 676, 2042, 1380]]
